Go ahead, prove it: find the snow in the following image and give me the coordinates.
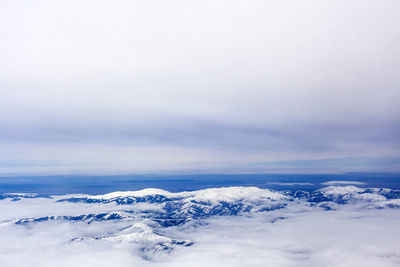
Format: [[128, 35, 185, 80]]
[[318, 186, 365, 196], [87, 187, 286, 203], [322, 181, 366, 186], [90, 188, 172, 199]]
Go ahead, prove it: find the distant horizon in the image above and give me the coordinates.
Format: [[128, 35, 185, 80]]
[[0, 155, 399, 177], [1, 172, 399, 195], [1, 169, 400, 178]]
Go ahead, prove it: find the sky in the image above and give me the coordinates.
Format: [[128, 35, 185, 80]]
[[0, 0, 399, 175]]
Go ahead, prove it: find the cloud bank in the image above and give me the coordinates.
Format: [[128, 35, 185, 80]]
[[0, 0, 399, 174]]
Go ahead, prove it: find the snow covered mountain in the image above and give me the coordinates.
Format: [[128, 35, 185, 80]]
[[1, 185, 400, 265]]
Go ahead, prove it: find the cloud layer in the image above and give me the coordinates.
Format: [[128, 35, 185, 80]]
[[0, 0, 399, 174]]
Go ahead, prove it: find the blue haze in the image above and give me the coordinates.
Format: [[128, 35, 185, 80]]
[[1, 173, 399, 195]]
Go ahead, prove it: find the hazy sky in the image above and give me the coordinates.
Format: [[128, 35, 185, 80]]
[[0, 0, 399, 175]]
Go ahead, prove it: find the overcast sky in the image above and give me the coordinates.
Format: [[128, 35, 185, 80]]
[[0, 0, 399, 175]]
